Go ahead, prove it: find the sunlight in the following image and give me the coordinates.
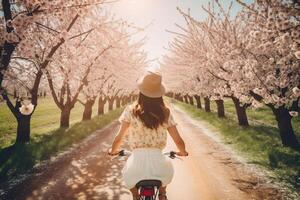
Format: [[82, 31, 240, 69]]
[[115, 0, 156, 15], [1, 0, 298, 199]]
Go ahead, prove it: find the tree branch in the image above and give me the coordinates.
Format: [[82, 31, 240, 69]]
[[77, 99, 86, 106], [45, 71, 62, 110], [1, 90, 19, 119]]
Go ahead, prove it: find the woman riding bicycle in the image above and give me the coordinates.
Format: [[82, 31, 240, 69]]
[[108, 69, 188, 200]]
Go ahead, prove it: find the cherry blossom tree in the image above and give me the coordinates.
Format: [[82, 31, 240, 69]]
[[0, 0, 111, 87], [97, 35, 146, 112], [79, 44, 145, 120], [0, 1, 118, 143], [79, 69, 112, 121], [162, 8, 229, 118], [46, 16, 146, 128], [46, 37, 114, 127], [1, 7, 88, 143], [234, 0, 300, 149], [163, 0, 300, 149]]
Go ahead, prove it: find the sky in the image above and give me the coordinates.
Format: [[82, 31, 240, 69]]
[[107, 0, 253, 66]]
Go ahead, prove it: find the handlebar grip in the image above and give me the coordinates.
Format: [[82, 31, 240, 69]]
[[169, 151, 176, 159], [119, 150, 125, 156], [118, 150, 132, 156]]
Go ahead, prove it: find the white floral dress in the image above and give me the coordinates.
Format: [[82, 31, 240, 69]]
[[119, 104, 177, 189]]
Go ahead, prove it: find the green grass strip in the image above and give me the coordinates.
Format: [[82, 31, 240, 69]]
[[0, 107, 123, 182], [0, 98, 105, 148]]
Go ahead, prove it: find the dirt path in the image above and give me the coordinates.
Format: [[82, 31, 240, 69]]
[[166, 105, 282, 200], [1, 105, 282, 200]]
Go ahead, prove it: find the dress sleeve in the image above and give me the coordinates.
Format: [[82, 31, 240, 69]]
[[119, 105, 132, 123], [167, 111, 177, 127]]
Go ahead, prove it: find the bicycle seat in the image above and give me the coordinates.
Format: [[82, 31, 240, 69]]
[[135, 180, 162, 188]]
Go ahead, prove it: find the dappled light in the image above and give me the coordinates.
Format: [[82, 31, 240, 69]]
[[26, 148, 131, 200], [1, 0, 300, 199], [1, 122, 132, 200]]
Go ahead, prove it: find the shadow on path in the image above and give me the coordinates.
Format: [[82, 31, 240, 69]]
[[1, 121, 131, 200]]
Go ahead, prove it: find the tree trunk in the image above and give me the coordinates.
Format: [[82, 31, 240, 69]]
[[16, 115, 31, 144], [204, 97, 211, 112], [125, 96, 129, 104], [13, 89, 17, 99], [179, 95, 184, 102], [166, 92, 174, 98], [231, 97, 249, 126], [127, 96, 131, 104], [130, 95, 134, 103], [1, 0, 17, 86], [188, 95, 194, 105], [184, 95, 189, 104], [174, 93, 179, 101], [108, 98, 114, 111], [60, 107, 71, 128], [3, 89, 36, 144], [116, 97, 121, 108], [171, 92, 175, 98], [215, 100, 225, 118], [98, 97, 106, 115], [82, 99, 95, 121], [272, 106, 300, 150], [121, 96, 127, 106], [194, 95, 202, 109]]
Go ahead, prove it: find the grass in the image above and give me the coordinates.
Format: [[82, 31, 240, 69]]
[[208, 98, 300, 130], [0, 106, 124, 182], [171, 98, 300, 194], [0, 97, 109, 148]]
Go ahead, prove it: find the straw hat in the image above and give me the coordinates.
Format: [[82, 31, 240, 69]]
[[137, 71, 166, 98]]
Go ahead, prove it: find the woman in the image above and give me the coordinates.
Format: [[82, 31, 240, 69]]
[[108, 70, 188, 200]]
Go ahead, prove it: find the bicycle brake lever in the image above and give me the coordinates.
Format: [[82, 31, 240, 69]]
[[170, 151, 176, 159], [119, 150, 125, 156]]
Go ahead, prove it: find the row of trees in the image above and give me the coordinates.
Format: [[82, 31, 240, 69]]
[[162, 0, 300, 150], [0, 0, 145, 144]]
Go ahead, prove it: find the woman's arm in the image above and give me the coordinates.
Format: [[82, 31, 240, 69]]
[[167, 126, 188, 156], [109, 122, 130, 155]]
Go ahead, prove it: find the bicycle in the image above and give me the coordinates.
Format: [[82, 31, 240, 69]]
[[115, 150, 180, 200]]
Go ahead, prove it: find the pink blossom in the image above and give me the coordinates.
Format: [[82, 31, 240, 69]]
[[295, 51, 300, 59], [292, 87, 300, 97], [289, 111, 298, 117]]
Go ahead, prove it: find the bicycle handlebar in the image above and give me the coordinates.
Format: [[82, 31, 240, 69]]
[[115, 150, 180, 159], [163, 151, 177, 159]]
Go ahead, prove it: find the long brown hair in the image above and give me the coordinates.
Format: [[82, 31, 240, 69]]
[[133, 93, 169, 129]]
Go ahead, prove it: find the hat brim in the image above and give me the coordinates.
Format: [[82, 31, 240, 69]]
[[137, 79, 166, 98]]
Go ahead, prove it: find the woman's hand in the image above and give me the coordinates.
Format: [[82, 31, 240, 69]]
[[167, 126, 188, 156], [109, 122, 130, 156], [107, 148, 120, 156], [176, 151, 189, 156]]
